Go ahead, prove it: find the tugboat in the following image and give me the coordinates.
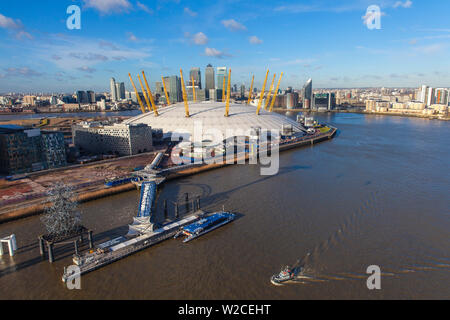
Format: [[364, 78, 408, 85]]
[[270, 266, 296, 285]]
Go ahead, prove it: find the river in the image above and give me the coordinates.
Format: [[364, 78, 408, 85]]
[[0, 112, 449, 299]]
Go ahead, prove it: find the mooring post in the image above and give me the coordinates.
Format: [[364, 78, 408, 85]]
[[175, 202, 179, 219], [38, 236, 45, 258], [48, 242, 54, 263], [74, 240, 79, 256], [164, 200, 168, 220], [185, 193, 189, 213], [88, 230, 94, 249]]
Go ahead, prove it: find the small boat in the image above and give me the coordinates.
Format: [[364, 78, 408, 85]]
[[174, 212, 235, 243], [270, 266, 299, 285]]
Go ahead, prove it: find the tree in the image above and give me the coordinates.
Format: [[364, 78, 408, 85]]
[[41, 182, 82, 237]]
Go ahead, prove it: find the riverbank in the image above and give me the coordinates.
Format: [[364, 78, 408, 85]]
[[273, 108, 450, 121], [0, 127, 337, 224]]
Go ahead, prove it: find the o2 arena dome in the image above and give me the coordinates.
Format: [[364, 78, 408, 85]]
[[124, 101, 306, 143]]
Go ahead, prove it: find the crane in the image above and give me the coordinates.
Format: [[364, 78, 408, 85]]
[[247, 75, 254, 105], [161, 76, 171, 106], [191, 75, 196, 102], [142, 71, 158, 116], [269, 72, 284, 112], [265, 73, 276, 110], [179, 69, 190, 117], [256, 69, 269, 115], [137, 74, 152, 113], [225, 69, 231, 117], [128, 73, 146, 114]]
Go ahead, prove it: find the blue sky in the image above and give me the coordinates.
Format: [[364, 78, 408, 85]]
[[0, 0, 449, 93]]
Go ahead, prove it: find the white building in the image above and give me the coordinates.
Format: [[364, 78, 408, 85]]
[[72, 122, 153, 156]]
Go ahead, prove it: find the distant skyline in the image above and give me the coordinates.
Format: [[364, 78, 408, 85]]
[[0, 0, 449, 92]]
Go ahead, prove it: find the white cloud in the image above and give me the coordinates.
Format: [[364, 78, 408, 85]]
[[184, 32, 209, 45], [192, 32, 208, 45], [205, 47, 229, 58], [184, 7, 197, 17], [137, 1, 153, 14], [35, 34, 151, 70], [127, 32, 138, 42], [249, 36, 263, 44], [221, 19, 247, 31], [77, 66, 97, 73], [414, 43, 446, 54], [393, 1, 413, 8], [3, 67, 43, 78], [0, 13, 33, 40], [83, 0, 132, 14]]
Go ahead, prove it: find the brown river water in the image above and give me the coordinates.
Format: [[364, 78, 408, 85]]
[[0, 112, 449, 299]]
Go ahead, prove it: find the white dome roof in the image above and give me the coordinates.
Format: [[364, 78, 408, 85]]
[[124, 101, 305, 142]]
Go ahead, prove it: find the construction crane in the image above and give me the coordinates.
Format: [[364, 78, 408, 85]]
[[142, 71, 158, 116], [225, 69, 231, 117], [161, 76, 171, 106], [264, 73, 276, 110], [179, 69, 190, 117], [137, 74, 152, 113], [128, 73, 146, 114], [269, 72, 284, 112], [247, 75, 254, 105], [191, 75, 196, 102], [256, 69, 269, 115], [222, 75, 226, 102]]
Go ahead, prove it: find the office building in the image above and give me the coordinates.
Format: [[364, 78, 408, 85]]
[[217, 67, 228, 91], [190, 68, 202, 89], [0, 125, 67, 175], [72, 122, 153, 156], [110, 78, 118, 102], [205, 64, 215, 99]]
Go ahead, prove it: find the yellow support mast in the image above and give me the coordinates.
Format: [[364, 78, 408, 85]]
[[222, 75, 226, 102], [256, 69, 269, 115], [247, 75, 254, 105], [137, 74, 152, 113], [180, 69, 190, 117], [269, 72, 284, 112], [161, 76, 171, 106], [191, 76, 196, 102], [264, 73, 276, 110], [129, 73, 146, 114], [142, 71, 158, 116], [225, 69, 231, 117]]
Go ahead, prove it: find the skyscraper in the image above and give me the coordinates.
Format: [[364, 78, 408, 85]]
[[115, 82, 125, 101], [189, 67, 202, 89], [216, 67, 228, 90], [205, 64, 215, 100], [303, 78, 312, 109], [164, 76, 182, 102], [110, 78, 117, 102]]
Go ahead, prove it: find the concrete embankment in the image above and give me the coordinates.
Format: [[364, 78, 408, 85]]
[[0, 183, 136, 224]]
